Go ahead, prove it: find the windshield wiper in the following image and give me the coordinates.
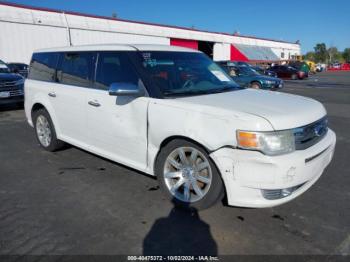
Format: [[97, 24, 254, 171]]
[[163, 90, 210, 97]]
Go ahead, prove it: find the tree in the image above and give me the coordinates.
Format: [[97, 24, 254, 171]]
[[343, 48, 350, 63], [304, 51, 315, 61], [328, 47, 343, 63], [314, 43, 328, 63]]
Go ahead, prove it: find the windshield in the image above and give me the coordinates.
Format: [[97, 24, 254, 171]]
[[0, 60, 10, 73], [137, 52, 241, 97], [253, 67, 264, 74], [237, 66, 259, 76]]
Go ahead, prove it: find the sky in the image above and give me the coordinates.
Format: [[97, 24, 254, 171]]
[[3, 0, 350, 53]]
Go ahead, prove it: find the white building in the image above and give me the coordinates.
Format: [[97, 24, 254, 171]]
[[0, 2, 301, 64]]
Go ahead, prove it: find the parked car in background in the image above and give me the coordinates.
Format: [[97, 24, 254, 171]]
[[328, 63, 350, 71], [316, 63, 327, 72], [221, 61, 277, 77], [7, 63, 29, 78], [251, 66, 278, 78], [329, 63, 341, 69], [288, 61, 310, 77], [269, 65, 307, 80], [218, 61, 283, 90], [0, 59, 25, 106]]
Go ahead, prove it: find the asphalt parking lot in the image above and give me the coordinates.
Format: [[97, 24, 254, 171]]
[[0, 71, 349, 257]]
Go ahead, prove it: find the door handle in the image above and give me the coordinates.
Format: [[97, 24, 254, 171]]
[[88, 100, 101, 107], [48, 92, 56, 98]]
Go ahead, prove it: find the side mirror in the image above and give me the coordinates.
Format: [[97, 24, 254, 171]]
[[108, 83, 144, 96]]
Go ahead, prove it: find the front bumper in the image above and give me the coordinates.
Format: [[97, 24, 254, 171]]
[[0, 95, 24, 105], [0, 86, 24, 105], [210, 129, 336, 208]]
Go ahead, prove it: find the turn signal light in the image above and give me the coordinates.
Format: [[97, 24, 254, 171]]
[[237, 131, 258, 148]]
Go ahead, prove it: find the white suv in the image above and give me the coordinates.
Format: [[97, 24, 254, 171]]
[[25, 44, 336, 210]]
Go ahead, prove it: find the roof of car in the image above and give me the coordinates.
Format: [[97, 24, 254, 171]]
[[35, 44, 202, 53]]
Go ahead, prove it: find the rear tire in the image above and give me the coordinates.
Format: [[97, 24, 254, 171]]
[[155, 139, 224, 210], [33, 108, 65, 152]]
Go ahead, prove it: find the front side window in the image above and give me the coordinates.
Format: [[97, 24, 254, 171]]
[[58, 52, 94, 88], [29, 52, 59, 81], [95, 52, 139, 90], [136, 52, 241, 97]]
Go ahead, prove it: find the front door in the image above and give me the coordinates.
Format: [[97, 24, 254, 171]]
[[85, 51, 149, 171]]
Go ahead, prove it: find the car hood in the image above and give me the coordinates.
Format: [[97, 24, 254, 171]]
[[172, 89, 326, 130], [0, 73, 23, 82]]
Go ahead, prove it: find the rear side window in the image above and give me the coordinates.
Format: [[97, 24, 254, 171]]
[[58, 52, 94, 88], [29, 52, 59, 81], [95, 52, 139, 90]]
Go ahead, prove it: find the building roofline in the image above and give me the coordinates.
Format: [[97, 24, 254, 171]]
[[0, 1, 300, 46], [35, 43, 201, 53]]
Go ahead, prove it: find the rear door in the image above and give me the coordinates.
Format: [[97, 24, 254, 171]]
[[52, 52, 95, 145], [84, 51, 149, 170]]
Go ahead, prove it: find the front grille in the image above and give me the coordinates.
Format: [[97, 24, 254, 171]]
[[9, 89, 24, 97], [0, 81, 17, 88], [294, 117, 328, 150], [0, 88, 24, 97]]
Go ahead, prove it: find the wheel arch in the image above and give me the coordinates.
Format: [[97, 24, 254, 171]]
[[30, 101, 61, 137], [153, 135, 211, 174], [153, 135, 228, 207], [31, 102, 46, 120]]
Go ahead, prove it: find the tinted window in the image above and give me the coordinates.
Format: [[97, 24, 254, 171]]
[[95, 52, 139, 90], [58, 52, 94, 88], [29, 52, 58, 81]]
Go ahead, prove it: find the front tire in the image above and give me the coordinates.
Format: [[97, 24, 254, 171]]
[[250, 82, 262, 89], [155, 139, 224, 210], [33, 108, 65, 152]]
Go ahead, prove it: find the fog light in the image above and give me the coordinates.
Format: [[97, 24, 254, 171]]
[[281, 188, 293, 197], [261, 183, 305, 200]]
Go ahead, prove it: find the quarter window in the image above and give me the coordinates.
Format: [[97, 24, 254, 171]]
[[29, 52, 59, 81], [95, 52, 139, 90], [58, 52, 94, 88]]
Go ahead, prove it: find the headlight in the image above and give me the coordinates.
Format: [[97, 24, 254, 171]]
[[15, 78, 25, 86], [236, 130, 295, 156]]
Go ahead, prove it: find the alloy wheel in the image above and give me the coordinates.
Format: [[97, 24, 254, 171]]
[[36, 115, 52, 147], [163, 147, 212, 203]]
